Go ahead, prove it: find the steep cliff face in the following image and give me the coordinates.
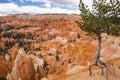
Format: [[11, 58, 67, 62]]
[[0, 14, 120, 79]]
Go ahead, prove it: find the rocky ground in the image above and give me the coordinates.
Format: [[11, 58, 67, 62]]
[[0, 14, 120, 80], [53, 58, 120, 80]]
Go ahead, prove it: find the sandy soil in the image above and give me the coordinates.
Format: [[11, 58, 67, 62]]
[[52, 58, 120, 80]]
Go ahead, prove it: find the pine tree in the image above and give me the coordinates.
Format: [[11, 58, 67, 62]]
[[76, 0, 120, 79]]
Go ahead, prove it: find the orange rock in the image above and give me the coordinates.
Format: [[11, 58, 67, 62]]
[[0, 56, 12, 77], [18, 55, 35, 80], [11, 44, 19, 64]]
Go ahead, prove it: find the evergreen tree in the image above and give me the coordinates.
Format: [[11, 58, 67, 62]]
[[76, 0, 120, 79]]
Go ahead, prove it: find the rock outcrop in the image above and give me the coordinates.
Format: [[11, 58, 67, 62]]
[[0, 14, 119, 80], [7, 48, 47, 80]]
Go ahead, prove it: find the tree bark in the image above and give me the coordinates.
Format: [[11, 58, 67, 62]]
[[89, 34, 102, 76], [95, 34, 101, 64], [88, 34, 111, 80]]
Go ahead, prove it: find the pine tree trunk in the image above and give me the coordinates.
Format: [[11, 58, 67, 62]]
[[95, 34, 101, 64], [89, 34, 110, 80]]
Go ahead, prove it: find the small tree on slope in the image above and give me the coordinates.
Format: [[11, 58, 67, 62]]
[[76, 0, 120, 79]]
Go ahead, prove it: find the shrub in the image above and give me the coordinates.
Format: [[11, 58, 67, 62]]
[[0, 77, 6, 80]]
